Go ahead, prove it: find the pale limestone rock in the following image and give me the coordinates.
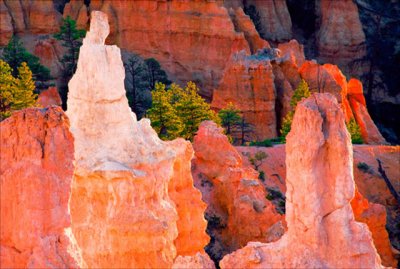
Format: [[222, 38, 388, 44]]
[[220, 93, 383, 268], [67, 11, 209, 268]]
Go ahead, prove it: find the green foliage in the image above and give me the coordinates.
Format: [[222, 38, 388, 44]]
[[0, 60, 37, 120], [280, 80, 311, 141], [54, 16, 85, 109], [266, 188, 286, 215], [54, 16, 86, 78], [147, 83, 183, 140], [174, 81, 220, 140], [245, 151, 268, 171], [218, 102, 241, 135], [280, 111, 293, 143], [2, 36, 51, 83], [147, 82, 218, 141], [347, 118, 363, 144], [258, 171, 265, 181], [290, 79, 311, 108], [249, 139, 273, 147], [357, 162, 373, 174], [144, 58, 171, 90], [124, 53, 152, 119]]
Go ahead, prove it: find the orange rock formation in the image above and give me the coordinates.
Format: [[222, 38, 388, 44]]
[[66, 11, 211, 268], [0, 107, 85, 268], [220, 93, 383, 268], [192, 121, 283, 262], [37, 87, 62, 108]]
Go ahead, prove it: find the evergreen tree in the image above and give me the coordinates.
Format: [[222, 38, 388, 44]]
[[54, 16, 86, 109], [175, 81, 219, 140], [347, 118, 363, 144], [13, 62, 37, 110], [0, 60, 37, 120], [243, 5, 263, 37], [0, 60, 15, 120], [54, 16, 86, 78], [218, 102, 241, 136], [147, 83, 183, 140], [124, 54, 152, 119], [280, 79, 311, 141], [144, 58, 171, 90], [2, 36, 51, 84]]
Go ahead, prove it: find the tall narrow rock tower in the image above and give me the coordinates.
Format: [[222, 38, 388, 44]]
[[67, 11, 210, 268], [220, 93, 383, 268]]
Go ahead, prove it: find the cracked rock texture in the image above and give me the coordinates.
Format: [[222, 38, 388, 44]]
[[192, 121, 284, 263], [220, 93, 383, 268], [67, 11, 211, 268], [0, 107, 85, 268]]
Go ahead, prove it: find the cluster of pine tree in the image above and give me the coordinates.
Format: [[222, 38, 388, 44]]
[[147, 82, 219, 141], [0, 60, 36, 120]]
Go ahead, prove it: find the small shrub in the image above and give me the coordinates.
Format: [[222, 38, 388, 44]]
[[357, 162, 373, 174], [249, 139, 273, 147], [347, 118, 363, 144], [258, 171, 265, 181]]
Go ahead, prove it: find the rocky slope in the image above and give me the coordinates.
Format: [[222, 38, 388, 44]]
[[0, 107, 85, 268], [220, 93, 383, 268], [192, 121, 284, 263], [1, 0, 397, 141], [66, 11, 211, 268]]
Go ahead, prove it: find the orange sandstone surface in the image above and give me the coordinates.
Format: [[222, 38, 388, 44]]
[[192, 121, 284, 262], [37, 87, 62, 108], [0, 107, 85, 268], [220, 94, 383, 268]]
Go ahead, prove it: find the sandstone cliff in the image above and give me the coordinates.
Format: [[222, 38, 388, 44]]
[[220, 93, 383, 268], [192, 121, 284, 263], [0, 107, 85, 268], [66, 11, 211, 268]]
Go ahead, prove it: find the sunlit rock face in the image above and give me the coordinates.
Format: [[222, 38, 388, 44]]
[[220, 93, 382, 268], [0, 107, 85, 268], [316, 0, 366, 75], [37, 87, 62, 108], [67, 11, 210, 268], [192, 121, 284, 263], [212, 50, 278, 141]]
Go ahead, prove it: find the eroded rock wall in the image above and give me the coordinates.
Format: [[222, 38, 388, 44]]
[[0, 107, 85, 268]]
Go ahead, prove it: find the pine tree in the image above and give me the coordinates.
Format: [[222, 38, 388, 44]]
[[144, 58, 171, 90], [280, 79, 311, 141], [147, 83, 183, 140], [54, 16, 86, 109], [54, 16, 86, 78], [175, 81, 219, 140], [0, 61, 37, 121], [13, 62, 37, 110], [124, 54, 152, 119], [2, 36, 51, 84], [0, 60, 15, 120], [347, 118, 363, 144], [218, 102, 241, 136]]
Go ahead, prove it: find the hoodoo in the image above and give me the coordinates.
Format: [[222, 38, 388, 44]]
[[66, 11, 210, 268], [220, 93, 383, 268]]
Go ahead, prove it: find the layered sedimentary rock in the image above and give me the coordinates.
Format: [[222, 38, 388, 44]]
[[192, 121, 283, 262], [67, 11, 210, 268], [245, 0, 292, 42], [220, 93, 382, 268], [316, 0, 366, 75], [37, 87, 62, 107], [65, 0, 251, 98], [212, 50, 277, 140], [0, 0, 61, 43], [0, 0, 13, 46], [0, 107, 85, 268]]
